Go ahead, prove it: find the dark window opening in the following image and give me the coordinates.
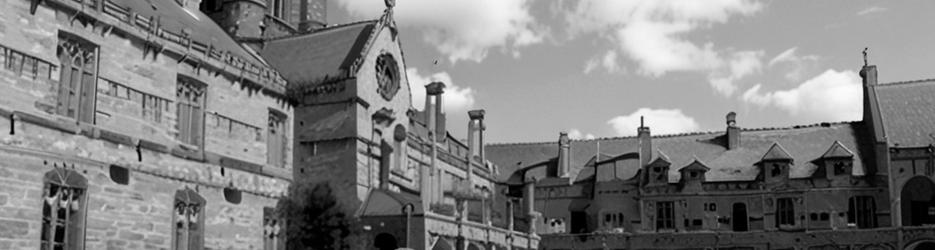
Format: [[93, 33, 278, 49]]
[[41, 169, 88, 250], [656, 201, 675, 230], [771, 164, 783, 177], [776, 198, 795, 226], [173, 188, 205, 250], [834, 162, 848, 175], [848, 196, 877, 228]]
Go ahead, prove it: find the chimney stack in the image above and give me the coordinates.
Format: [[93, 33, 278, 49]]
[[726, 112, 740, 149], [558, 132, 571, 177], [638, 116, 652, 168], [468, 110, 486, 163], [425, 82, 447, 142]]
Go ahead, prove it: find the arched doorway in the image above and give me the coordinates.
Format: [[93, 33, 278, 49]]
[[905, 240, 935, 250], [732, 202, 748, 232], [374, 233, 398, 250], [901, 176, 935, 226]]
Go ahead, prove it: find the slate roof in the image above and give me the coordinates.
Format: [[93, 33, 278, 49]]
[[260, 21, 378, 87], [111, 0, 268, 67], [875, 79, 935, 147], [488, 122, 873, 183]]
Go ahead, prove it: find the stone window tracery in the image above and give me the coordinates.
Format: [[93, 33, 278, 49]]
[[40, 168, 88, 250], [173, 188, 205, 250], [56, 33, 98, 123], [375, 54, 400, 101]]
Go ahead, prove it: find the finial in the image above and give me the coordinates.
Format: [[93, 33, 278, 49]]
[[863, 47, 868, 66], [640, 116, 644, 127]]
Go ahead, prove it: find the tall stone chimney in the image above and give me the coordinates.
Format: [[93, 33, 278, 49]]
[[861, 65, 878, 123], [558, 132, 571, 177], [425, 82, 447, 142], [468, 110, 486, 163], [638, 116, 652, 168], [726, 112, 740, 150]]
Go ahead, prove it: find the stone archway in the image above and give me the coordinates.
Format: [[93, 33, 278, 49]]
[[374, 233, 398, 250], [904, 240, 935, 250], [901, 176, 935, 226]]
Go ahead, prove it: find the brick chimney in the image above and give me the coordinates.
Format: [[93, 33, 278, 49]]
[[558, 132, 571, 177], [638, 116, 652, 168], [726, 112, 740, 150]]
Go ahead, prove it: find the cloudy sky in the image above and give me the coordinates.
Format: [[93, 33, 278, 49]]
[[328, 0, 935, 143]]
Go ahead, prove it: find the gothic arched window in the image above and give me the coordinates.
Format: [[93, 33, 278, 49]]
[[41, 168, 88, 250], [173, 188, 205, 250]]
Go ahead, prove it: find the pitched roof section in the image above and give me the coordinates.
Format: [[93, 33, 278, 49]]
[[111, 0, 267, 67], [679, 158, 710, 172], [761, 143, 793, 161], [875, 79, 935, 147], [487, 122, 871, 182], [261, 21, 378, 87], [821, 141, 855, 159]]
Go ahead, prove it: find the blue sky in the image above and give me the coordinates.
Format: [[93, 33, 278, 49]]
[[328, 0, 935, 143]]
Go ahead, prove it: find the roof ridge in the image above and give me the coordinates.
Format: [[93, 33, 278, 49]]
[[266, 19, 379, 43], [487, 121, 861, 146], [879, 78, 935, 87]]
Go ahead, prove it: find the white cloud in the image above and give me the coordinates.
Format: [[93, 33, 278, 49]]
[[857, 6, 887, 16], [607, 108, 701, 136], [337, 0, 545, 63], [767, 47, 820, 82], [407, 68, 476, 113], [566, 0, 763, 95], [741, 69, 862, 122], [568, 129, 596, 140], [708, 50, 764, 96], [583, 50, 624, 74]]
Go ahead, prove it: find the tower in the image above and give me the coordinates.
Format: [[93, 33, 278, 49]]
[[200, 0, 328, 44]]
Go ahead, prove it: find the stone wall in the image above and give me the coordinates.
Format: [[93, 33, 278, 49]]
[[0, 0, 292, 248]]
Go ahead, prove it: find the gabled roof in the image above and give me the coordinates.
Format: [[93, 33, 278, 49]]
[[679, 158, 710, 172], [488, 122, 871, 183], [261, 21, 378, 87], [820, 141, 855, 159], [761, 143, 793, 161], [652, 150, 671, 165], [875, 79, 935, 147]]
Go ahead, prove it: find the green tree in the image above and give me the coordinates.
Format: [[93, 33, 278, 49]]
[[278, 182, 358, 250]]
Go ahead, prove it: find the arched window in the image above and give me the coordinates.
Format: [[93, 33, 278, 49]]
[[41, 168, 88, 250], [263, 207, 284, 250], [173, 188, 205, 250]]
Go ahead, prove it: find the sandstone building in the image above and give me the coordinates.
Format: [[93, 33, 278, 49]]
[[487, 63, 935, 249], [0, 0, 537, 249], [0, 0, 294, 249]]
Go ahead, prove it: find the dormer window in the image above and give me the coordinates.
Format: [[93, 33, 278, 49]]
[[834, 162, 849, 175], [689, 171, 698, 178], [771, 164, 782, 177]]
